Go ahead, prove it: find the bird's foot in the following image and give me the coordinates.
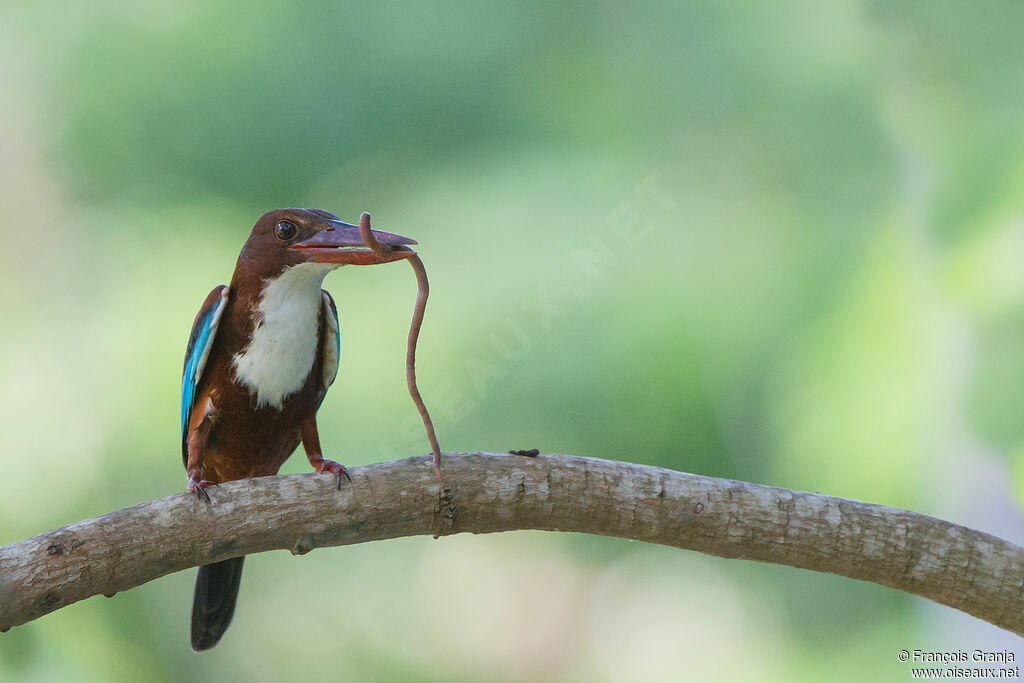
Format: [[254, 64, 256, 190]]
[[186, 470, 217, 503], [309, 457, 350, 490]]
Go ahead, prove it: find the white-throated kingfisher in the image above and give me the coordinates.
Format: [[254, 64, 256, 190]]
[[180, 208, 415, 651]]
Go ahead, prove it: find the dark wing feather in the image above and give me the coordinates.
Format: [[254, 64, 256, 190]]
[[315, 290, 340, 409]]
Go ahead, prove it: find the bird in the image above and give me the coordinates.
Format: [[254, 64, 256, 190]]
[[180, 208, 415, 651]]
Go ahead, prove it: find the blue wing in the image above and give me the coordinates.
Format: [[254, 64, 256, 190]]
[[181, 286, 230, 462], [317, 290, 340, 407]]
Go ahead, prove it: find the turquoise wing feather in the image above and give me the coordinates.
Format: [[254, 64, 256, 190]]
[[181, 286, 229, 463]]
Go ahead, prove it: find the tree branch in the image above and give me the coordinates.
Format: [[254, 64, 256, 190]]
[[2, 452, 1023, 635]]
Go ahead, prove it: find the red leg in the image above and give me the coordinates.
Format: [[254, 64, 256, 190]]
[[300, 413, 350, 490], [185, 398, 217, 502]]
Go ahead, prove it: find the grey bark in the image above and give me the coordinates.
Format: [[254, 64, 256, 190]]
[[2, 452, 1023, 635]]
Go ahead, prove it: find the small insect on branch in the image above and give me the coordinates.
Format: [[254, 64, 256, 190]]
[[358, 212, 444, 480]]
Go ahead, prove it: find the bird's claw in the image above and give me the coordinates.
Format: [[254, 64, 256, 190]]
[[186, 472, 217, 503], [311, 458, 350, 490]]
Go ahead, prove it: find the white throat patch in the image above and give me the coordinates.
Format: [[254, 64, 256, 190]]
[[232, 262, 337, 409]]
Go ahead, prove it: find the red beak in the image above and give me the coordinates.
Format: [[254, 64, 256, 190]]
[[290, 220, 417, 265]]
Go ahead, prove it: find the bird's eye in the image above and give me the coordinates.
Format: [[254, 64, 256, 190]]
[[274, 221, 297, 241]]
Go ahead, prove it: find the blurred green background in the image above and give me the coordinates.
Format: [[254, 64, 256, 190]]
[[3, 0, 1024, 680]]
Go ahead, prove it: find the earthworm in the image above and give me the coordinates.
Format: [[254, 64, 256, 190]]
[[358, 212, 443, 480]]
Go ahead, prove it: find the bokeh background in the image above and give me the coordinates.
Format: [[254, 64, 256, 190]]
[[3, 1, 1024, 680]]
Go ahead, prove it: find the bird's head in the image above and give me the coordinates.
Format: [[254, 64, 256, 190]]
[[235, 208, 416, 280]]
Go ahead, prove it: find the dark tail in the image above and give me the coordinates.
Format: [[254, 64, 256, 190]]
[[190, 556, 245, 651]]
